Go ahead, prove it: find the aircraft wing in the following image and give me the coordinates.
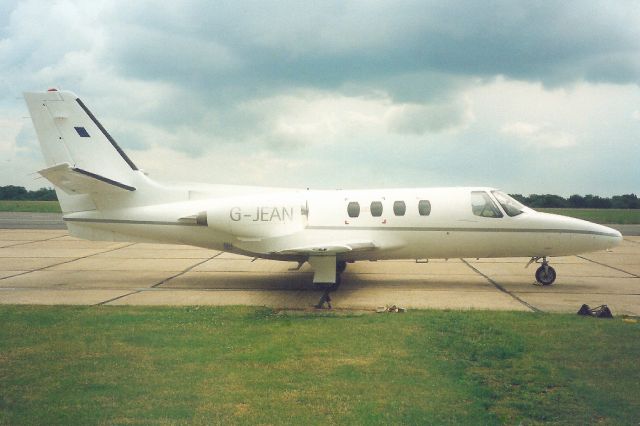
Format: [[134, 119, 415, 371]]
[[38, 163, 136, 194], [274, 240, 377, 255]]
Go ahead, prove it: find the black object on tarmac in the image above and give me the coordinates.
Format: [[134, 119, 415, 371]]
[[577, 304, 613, 318]]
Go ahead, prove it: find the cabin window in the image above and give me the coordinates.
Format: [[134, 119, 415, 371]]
[[492, 191, 525, 217], [418, 200, 431, 216], [370, 201, 383, 217], [393, 201, 406, 216], [471, 191, 503, 218], [347, 201, 360, 218]]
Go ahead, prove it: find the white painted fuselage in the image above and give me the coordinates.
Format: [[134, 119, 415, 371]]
[[24, 90, 622, 285], [63, 182, 621, 262]]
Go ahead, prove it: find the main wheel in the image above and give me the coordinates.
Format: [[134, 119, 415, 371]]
[[535, 265, 556, 285], [336, 260, 347, 274]]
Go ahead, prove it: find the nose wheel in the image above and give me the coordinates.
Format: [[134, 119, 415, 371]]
[[528, 257, 556, 285], [535, 264, 556, 285]]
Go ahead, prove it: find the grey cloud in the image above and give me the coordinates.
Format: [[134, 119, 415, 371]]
[[1, 1, 639, 195], [83, 0, 639, 147], [106, 0, 639, 102]]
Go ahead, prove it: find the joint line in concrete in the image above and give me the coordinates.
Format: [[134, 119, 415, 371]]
[[151, 252, 223, 288], [94, 290, 142, 306], [577, 255, 639, 278], [461, 258, 542, 313], [1, 233, 68, 248], [0, 242, 137, 282]]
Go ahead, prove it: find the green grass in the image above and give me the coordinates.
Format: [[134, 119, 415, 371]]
[[538, 208, 640, 224], [0, 200, 61, 213], [1, 306, 639, 424]]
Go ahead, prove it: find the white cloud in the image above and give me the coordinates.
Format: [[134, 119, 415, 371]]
[[236, 90, 473, 150], [388, 99, 474, 135], [501, 122, 577, 148], [132, 145, 312, 188], [244, 92, 389, 145], [0, 117, 24, 155]]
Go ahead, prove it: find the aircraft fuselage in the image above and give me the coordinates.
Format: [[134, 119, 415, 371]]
[[63, 186, 622, 262]]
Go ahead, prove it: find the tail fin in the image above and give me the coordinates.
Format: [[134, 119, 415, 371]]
[[24, 89, 140, 212]]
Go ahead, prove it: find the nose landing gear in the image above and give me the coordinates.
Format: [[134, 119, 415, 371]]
[[535, 263, 556, 286], [527, 256, 556, 285]]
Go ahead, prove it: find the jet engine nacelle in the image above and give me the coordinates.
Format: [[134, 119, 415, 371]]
[[206, 194, 308, 240]]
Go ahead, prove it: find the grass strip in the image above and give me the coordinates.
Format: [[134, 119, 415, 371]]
[[0, 200, 61, 213], [1, 306, 639, 424], [538, 208, 640, 224]]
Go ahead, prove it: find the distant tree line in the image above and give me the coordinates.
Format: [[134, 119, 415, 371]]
[[510, 193, 639, 209], [0, 185, 638, 208], [0, 185, 57, 201]]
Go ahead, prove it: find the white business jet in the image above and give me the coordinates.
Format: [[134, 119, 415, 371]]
[[24, 90, 622, 305]]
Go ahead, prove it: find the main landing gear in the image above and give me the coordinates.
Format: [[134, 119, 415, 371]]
[[314, 260, 347, 309], [527, 256, 556, 286]]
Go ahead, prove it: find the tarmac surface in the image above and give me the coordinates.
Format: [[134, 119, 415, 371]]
[[0, 212, 65, 229], [0, 228, 638, 314]]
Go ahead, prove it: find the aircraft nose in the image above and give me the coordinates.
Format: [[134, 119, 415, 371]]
[[537, 212, 623, 255], [604, 225, 623, 245], [581, 221, 623, 250]]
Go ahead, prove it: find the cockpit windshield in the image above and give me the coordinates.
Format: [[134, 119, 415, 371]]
[[492, 191, 526, 217]]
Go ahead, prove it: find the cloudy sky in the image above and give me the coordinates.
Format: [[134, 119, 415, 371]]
[[1, 0, 639, 195]]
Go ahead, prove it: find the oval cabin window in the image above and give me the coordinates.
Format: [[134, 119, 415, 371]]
[[393, 201, 406, 216], [418, 200, 431, 216], [347, 201, 360, 218], [370, 201, 383, 217]]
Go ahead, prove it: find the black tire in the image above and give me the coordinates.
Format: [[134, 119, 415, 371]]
[[336, 260, 347, 274], [535, 265, 556, 285]]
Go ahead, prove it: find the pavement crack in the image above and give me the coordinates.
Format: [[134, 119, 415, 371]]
[[94, 290, 142, 306], [151, 252, 222, 288], [1, 234, 68, 248], [0, 242, 136, 281], [577, 255, 639, 278], [461, 258, 542, 313]]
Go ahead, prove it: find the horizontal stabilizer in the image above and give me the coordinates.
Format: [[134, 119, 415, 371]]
[[274, 240, 376, 256], [38, 163, 136, 195]]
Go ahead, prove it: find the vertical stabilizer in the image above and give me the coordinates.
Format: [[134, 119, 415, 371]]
[[24, 90, 138, 180], [24, 90, 141, 212]]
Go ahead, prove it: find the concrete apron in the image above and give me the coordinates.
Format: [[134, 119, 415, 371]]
[[1, 229, 639, 315]]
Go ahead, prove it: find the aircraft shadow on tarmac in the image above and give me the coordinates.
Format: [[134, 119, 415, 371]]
[[158, 271, 507, 292]]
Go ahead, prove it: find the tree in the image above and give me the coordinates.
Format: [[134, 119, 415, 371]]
[[584, 195, 612, 209], [29, 188, 57, 201], [568, 194, 586, 208], [611, 194, 639, 209], [0, 185, 57, 201], [525, 194, 568, 208], [0, 185, 28, 200]]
